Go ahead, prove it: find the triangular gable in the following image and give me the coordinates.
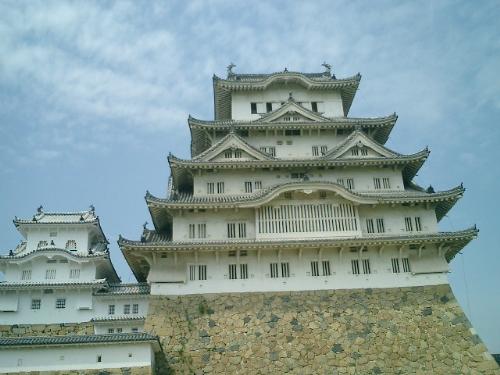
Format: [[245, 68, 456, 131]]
[[256, 99, 330, 123], [192, 132, 275, 162], [323, 130, 401, 159]]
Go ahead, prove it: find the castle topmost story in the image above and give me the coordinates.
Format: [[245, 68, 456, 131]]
[[118, 64, 478, 296]]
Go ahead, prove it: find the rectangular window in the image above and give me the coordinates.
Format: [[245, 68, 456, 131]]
[[283, 192, 292, 199], [238, 223, 247, 238], [291, 172, 305, 179], [255, 181, 262, 190], [322, 260, 331, 276], [337, 178, 345, 187], [217, 182, 225, 194], [319, 191, 327, 199], [69, 269, 80, 279], [224, 149, 232, 158], [260, 146, 276, 157], [361, 147, 368, 156], [284, 129, 300, 136], [132, 304, 139, 314], [207, 182, 215, 194], [45, 269, 56, 280], [366, 219, 375, 234], [189, 265, 196, 281], [234, 149, 242, 158], [281, 262, 290, 278], [189, 224, 196, 238], [320, 145, 328, 155], [199, 265, 207, 280], [31, 299, 41, 310], [229, 264, 237, 279], [21, 270, 32, 280], [351, 259, 360, 275], [376, 218, 385, 233], [244, 181, 253, 193], [382, 177, 391, 189], [402, 258, 411, 273], [55, 298, 66, 309], [131, 328, 138, 333], [108, 328, 114, 334], [108, 305, 115, 315], [270, 263, 279, 278], [251, 102, 257, 114], [123, 304, 130, 314], [117, 328, 123, 333], [311, 101, 318, 112], [373, 178, 381, 190], [415, 217, 422, 231], [240, 264, 248, 279], [311, 261, 319, 276], [391, 258, 401, 273], [198, 223, 206, 238], [266, 102, 273, 113], [362, 259, 371, 274], [351, 148, 359, 156], [227, 223, 236, 238], [405, 217, 413, 232], [346, 178, 355, 190], [312, 146, 319, 156]]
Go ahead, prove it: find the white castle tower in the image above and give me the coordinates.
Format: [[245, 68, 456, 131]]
[[119, 65, 476, 295], [0, 206, 148, 332], [116, 65, 500, 374]]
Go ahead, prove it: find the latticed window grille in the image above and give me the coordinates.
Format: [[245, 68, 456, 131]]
[[322, 260, 331, 276], [65, 240, 77, 250], [362, 259, 371, 274], [257, 203, 358, 234], [402, 258, 411, 272], [311, 261, 319, 276], [351, 259, 360, 275], [391, 258, 401, 273]]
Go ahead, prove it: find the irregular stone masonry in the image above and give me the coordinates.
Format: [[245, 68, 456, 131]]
[[145, 284, 500, 375], [0, 322, 94, 337]]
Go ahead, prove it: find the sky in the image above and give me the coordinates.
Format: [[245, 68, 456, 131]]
[[0, 0, 499, 352]]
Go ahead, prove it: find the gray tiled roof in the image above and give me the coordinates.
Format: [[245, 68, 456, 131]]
[[91, 315, 146, 322], [14, 210, 98, 225], [0, 247, 108, 260], [0, 280, 107, 289], [0, 333, 158, 348], [94, 283, 150, 295]]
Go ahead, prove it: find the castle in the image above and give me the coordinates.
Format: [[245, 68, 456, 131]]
[[1, 65, 498, 374]]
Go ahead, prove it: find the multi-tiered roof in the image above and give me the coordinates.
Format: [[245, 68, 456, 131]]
[[119, 66, 477, 283]]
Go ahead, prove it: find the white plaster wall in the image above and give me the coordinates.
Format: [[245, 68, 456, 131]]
[[0, 342, 153, 373], [0, 290, 149, 325], [25, 225, 91, 255], [193, 167, 405, 196], [0, 288, 95, 324], [150, 245, 449, 295], [172, 209, 255, 242], [93, 295, 149, 317], [231, 84, 344, 120], [2, 256, 97, 283]]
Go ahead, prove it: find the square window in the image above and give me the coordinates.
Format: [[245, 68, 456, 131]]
[[123, 304, 130, 314], [132, 304, 139, 314], [108, 305, 115, 315], [56, 298, 66, 309], [31, 299, 41, 310]]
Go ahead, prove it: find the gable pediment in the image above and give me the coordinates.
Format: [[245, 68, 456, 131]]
[[193, 133, 274, 162], [324, 131, 399, 160], [256, 100, 330, 123]]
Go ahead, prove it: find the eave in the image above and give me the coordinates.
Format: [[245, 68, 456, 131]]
[[146, 181, 464, 222], [188, 113, 397, 157], [119, 227, 478, 282], [213, 72, 361, 120]]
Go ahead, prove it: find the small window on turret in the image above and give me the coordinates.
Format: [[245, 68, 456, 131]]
[[311, 102, 318, 112], [251, 103, 257, 114], [266, 102, 272, 112], [37, 241, 48, 249], [65, 240, 77, 251]]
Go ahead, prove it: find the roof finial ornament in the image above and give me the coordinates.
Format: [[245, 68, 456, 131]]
[[89, 204, 95, 213], [322, 62, 332, 74], [37, 205, 43, 214], [227, 62, 236, 78], [143, 221, 148, 230], [284, 67, 288, 72]]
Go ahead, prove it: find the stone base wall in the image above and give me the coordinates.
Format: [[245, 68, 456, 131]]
[[2, 366, 151, 375], [0, 322, 94, 337], [146, 284, 500, 374]]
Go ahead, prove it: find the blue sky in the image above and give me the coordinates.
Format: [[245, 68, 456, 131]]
[[1, 0, 499, 351]]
